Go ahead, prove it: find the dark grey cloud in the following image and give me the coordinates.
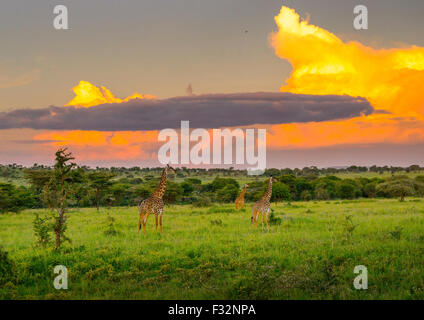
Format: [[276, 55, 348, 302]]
[[0, 92, 374, 131]]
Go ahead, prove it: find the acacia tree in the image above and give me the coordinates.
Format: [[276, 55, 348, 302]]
[[43, 148, 77, 249], [377, 180, 415, 202], [87, 171, 114, 210]]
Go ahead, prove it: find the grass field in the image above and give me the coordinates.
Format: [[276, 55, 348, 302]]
[[1, 198, 424, 300]]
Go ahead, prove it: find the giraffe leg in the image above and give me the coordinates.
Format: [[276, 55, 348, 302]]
[[138, 209, 145, 233], [241, 201, 244, 209], [159, 214, 163, 233], [235, 200, 238, 210], [266, 211, 270, 231], [255, 212, 260, 228], [262, 212, 265, 230], [142, 213, 150, 235], [155, 214, 158, 231]]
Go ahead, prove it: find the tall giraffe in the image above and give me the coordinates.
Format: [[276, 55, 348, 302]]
[[138, 164, 175, 234], [251, 176, 277, 230], [235, 184, 248, 210]]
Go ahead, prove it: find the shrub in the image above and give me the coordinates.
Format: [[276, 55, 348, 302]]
[[216, 184, 239, 202], [376, 177, 416, 201], [104, 214, 121, 236], [341, 215, 358, 241], [33, 212, 53, 247], [0, 183, 26, 213], [192, 196, 212, 208], [271, 182, 291, 202], [268, 209, 281, 225], [210, 219, 224, 226], [0, 247, 15, 285], [389, 226, 403, 240]]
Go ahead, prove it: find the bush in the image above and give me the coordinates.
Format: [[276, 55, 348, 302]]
[[104, 214, 121, 236], [192, 196, 212, 208], [376, 177, 416, 201], [33, 212, 53, 247], [336, 180, 360, 199], [216, 184, 239, 202], [0, 247, 15, 285], [271, 182, 291, 202], [0, 183, 26, 213], [268, 209, 281, 225]]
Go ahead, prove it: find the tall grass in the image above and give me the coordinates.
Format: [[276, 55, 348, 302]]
[[0, 198, 423, 299]]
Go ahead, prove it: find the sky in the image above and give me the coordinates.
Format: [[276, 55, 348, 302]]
[[1, 0, 424, 168]]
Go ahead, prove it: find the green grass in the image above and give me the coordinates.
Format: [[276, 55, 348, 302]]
[[1, 198, 424, 300]]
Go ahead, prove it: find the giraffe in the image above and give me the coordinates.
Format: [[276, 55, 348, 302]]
[[138, 164, 175, 234], [251, 176, 277, 230], [235, 184, 249, 210]]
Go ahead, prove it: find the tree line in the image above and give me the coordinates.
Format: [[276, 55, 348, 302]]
[[1, 158, 424, 215]]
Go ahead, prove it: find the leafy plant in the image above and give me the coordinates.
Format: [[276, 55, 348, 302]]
[[33, 212, 53, 247], [192, 196, 212, 208], [210, 219, 224, 226], [341, 215, 358, 241], [389, 226, 403, 240], [104, 214, 121, 236], [43, 148, 78, 249], [0, 247, 15, 285], [268, 209, 281, 226]]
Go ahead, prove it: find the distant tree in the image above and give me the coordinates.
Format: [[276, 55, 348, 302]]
[[163, 181, 184, 204], [216, 184, 239, 202], [271, 182, 291, 202], [0, 183, 25, 213], [363, 182, 378, 198], [181, 181, 195, 196], [337, 182, 356, 199], [109, 183, 129, 206], [25, 169, 51, 194], [186, 178, 202, 185], [315, 187, 330, 200], [300, 190, 312, 201], [132, 185, 151, 205], [208, 177, 239, 192], [376, 177, 416, 201], [87, 171, 114, 210]]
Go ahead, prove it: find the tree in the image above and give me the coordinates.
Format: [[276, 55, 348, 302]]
[[109, 183, 129, 206], [271, 182, 291, 202], [363, 182, 378, 198], [376, 177, 416, 201], [87, 171, 114, 210], [216, 184, 239, 202], [337, 182, 356, 199], [43, 148, 78, 249], [0, 183, 25, 213], [163, 181, 184, 204]]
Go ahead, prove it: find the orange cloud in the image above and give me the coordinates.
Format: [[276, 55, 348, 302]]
[[31, 7, 424, 163], [270, 6, 424, 117], [266, 6, 424, 149], [66, 80, 156, 108], [33, 130, 159, 161]]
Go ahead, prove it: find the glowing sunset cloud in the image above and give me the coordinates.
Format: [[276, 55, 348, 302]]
[[33, 130, 159, 161], [28, 6, 424, 164], [261, 6, 424, 151], [66, 80, 156, 108], [270, 6, 424, 117]]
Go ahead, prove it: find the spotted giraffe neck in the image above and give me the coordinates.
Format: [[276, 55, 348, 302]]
[[152, 167, 168, 199], [262, 178, 273, 202], [240, 185, 247, 196]]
